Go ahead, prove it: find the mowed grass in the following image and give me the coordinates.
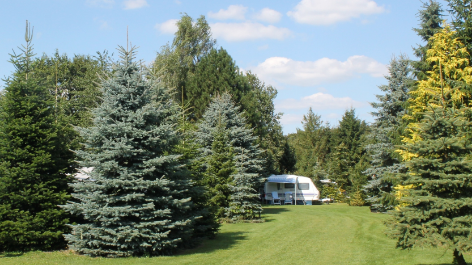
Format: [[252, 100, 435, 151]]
[[1, 204, 468, 265]]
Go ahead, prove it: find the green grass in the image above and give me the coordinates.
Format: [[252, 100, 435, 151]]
[[1, 204, 468, 264]]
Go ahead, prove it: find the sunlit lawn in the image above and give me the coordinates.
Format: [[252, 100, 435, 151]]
[[1, 204, 468, 264]]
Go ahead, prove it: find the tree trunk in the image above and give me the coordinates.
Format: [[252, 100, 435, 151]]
[[453, 249, 467, 265]]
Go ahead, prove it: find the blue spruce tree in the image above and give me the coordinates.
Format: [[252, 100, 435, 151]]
[[62, 47, 196, 257], [363, 55, 412, 211], [196, 93, 264, 221]]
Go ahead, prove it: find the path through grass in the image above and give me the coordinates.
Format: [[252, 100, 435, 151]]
[[1, 204, 468, 264]]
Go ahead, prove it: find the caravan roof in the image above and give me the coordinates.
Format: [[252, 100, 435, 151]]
[[267, 175, 312, 183]]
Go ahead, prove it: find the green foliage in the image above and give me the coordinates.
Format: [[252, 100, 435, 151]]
[[288, 108, 332, 179], [186, 48, 250, 120], [153, 14, 215, 105], [32, 50, 111, 127], [363, 55, 412, 211], [329, 108, 370, 192], [62, 47, 197, 257], [411, 0, 444, 81], [387, 106, 472, 265], [196, 94, 264, 221], [203, 128, 236, 218], [0, 22, 75, 252]]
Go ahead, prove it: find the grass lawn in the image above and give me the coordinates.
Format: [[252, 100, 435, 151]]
[[1, 203, 468, 264]]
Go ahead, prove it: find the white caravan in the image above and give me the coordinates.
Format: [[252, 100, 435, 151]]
[[264, 175, 320, 205]]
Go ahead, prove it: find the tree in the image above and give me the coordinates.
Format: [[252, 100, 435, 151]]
[[186, 48, 251, 120], [401, 24, 472, 161], [363, 55, 412, 211], [62, 47, 197, 257], [153, 14, 215, 105], [0, 22, 75, 251], [447, 0, 472, 63], [387, 105, 472, 265], [329, 108, 369, 193], [32, 51, 111, 128], [411, 0, 444, 81], [196, 93, 264, 220]]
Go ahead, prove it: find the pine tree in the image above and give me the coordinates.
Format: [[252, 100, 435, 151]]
[[411, 0, 443, 81], [62, 47, 197, 257], [363, 55, 412, 211], [387, 105, 472, 265], [329, 108, 369, 193], [0, 21, 75, 251], [186, 48, 251, 120], [196, 93, 264, 221]]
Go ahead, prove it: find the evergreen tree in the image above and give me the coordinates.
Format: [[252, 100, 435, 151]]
[[387, 105, 472, 265], [401, 24, 472, 161], [196, 93, 264, 220], [0, 22, 75, 251], [329, 108, 369, 193], [62, 47, 197, 257], [447, 0, 472, 63], [186, 48, 251, 119], [363, 55, 412, 211], [202, 127, 236, 218], [411, 0, 443, 81]]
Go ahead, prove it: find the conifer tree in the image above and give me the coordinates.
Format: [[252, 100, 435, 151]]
[[363, 55, 412, 211], [411, 0, 443, 81], [196, 93, 264, 220], [329, 108, 369, 193], [0, 22, 75, 251], [62, 47, 196, 257], [401, 24, 472, 161], [387, 105, 472, 265], [186, 48, 251, 120]]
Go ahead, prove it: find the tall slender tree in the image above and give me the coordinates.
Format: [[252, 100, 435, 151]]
[[0, 21, 75, 251], [196, 93, 264, 220], [363, 55, 412, 211], [62, 47, 197, 257]]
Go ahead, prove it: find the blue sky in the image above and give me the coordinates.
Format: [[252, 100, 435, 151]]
[[0, 0, 450, 134]]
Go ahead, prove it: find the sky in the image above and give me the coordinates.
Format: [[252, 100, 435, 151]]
[[0, 0, 450, 134]]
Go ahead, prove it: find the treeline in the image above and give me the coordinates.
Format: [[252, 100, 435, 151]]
[[0, 17, 294, 257]]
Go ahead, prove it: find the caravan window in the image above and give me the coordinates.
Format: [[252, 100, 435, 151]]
[[284, 183, 295, 189], [298, 183, 309, 190], [277, 183, 281, 190]]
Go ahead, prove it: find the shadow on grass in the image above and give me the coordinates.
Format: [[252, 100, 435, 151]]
[[0, 252, 24, 258], [262, 207, 290, 222], [417, 264, 455, 265], [177, 231, 247, 256]]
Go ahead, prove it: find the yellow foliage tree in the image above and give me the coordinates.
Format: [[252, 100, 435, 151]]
[[400, 24, 472, 161], [395, 24, 472, 201]]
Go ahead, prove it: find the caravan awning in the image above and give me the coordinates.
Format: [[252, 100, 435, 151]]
[[267, 175, 298, 183]]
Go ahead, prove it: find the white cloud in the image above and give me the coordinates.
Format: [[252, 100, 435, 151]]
[[123, 0, 148, 10], [276, 93, 366, 111], [86, 0, 114, 8], [254, 8, 282, 23], [252, 55, 387, 87], [211, 22, 291, 42], [287, 0, 385, 25], [208, 5, 247, 20], [155, 19, 178, 34]]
